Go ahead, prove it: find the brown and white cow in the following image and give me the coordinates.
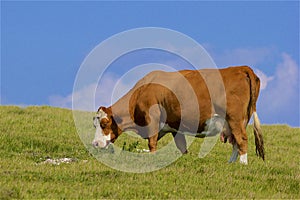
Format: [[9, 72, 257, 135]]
[[92, 66, 265, 164]]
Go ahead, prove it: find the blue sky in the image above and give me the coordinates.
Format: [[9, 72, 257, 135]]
[[1, 1, 299, 126]]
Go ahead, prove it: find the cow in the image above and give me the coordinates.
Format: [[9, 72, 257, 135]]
[[92, 66, 265, 164]]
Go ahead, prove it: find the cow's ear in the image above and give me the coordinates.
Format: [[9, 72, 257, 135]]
[[106, 107, 113, 116], [97, 106, 106, 112], [98, 106, 113, 116]]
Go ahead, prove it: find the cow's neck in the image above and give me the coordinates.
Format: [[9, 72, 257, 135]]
[[109, 89, 136, 133]]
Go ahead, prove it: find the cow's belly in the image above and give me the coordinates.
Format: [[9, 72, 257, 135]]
[[159, 114, 231, 140]]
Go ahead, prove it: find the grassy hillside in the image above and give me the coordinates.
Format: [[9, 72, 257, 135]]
[[0, 106, 299, 199]]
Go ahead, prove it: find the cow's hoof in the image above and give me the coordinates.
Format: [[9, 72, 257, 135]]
[[239, 153, 248, 165], [182, 150, 188, 154]]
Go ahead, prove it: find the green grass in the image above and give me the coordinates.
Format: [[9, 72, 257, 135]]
[[0, 106, 299, 199]]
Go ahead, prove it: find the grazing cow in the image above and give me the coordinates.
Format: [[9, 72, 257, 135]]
[[92, 66, 265, 164]]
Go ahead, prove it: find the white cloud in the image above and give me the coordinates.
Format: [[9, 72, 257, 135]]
[[258, 53, 299, 126], [261, 53, 299, 107], [49, 83, 97, 111], [49, 94, 72, 109], [254, 69, 274, 90]]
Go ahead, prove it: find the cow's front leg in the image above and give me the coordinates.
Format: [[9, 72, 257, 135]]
[[148, 133, 158, 152]]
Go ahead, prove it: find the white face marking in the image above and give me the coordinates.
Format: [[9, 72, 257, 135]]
[[93, 126, 111, 148], [92, 109, 111, 148], [93, 109, 108, 128], [98, 109, 108, 120], [239, 153, 248, 165]]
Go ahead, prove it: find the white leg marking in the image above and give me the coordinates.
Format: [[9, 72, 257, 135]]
[[240, 153, 248, 165], [229, 143, 238, 163]]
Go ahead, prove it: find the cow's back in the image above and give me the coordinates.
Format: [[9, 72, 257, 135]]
[[124, 66, 259, 135]]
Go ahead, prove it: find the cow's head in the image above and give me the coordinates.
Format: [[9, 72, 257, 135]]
[[92, 106, 120, 148]]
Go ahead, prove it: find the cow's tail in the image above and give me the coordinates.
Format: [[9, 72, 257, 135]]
[[253, 111, 265, 160], [246, 66, 265, 161]]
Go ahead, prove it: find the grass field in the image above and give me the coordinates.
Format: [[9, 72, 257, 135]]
[[0, 106, 299, 199]]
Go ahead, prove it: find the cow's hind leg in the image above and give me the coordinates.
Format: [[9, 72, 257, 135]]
[[227, 120, 248, 164], [229, 142, 238, 163], [172, 133, 188, 154]]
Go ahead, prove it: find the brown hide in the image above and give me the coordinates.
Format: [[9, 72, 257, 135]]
[[101, 66, 261, 157]]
